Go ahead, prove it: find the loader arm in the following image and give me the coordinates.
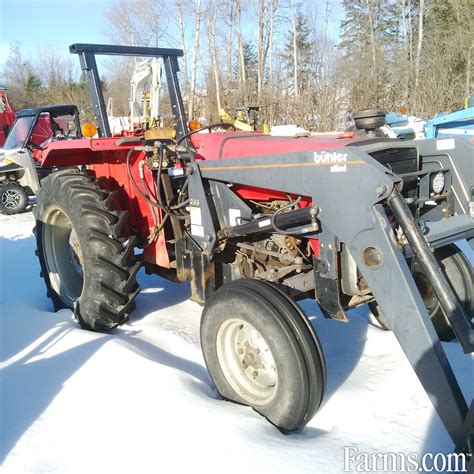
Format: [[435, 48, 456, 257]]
[[189, 146, 473, 451]]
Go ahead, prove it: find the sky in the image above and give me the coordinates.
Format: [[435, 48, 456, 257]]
[[0, 0, 113, 72], [0, 0, 344, 85]]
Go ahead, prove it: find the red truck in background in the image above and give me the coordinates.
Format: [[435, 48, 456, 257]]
[[0, 87, 15, 146]]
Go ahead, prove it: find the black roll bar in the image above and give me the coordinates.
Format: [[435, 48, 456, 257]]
[[69, 43, 188, 141]]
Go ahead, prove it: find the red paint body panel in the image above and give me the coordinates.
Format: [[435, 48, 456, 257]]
[[191, 132, 352, 161], [87, 149, 171, 268], [39, 137, 131, 167], [0, 89, 15, 146]]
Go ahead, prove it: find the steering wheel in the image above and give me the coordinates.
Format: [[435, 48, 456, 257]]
[[177, 122, 236, 146]]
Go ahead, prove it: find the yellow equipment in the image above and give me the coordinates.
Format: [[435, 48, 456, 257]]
[[220, 106, 269, 134]]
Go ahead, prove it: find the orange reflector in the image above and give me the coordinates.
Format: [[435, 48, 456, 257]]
[[338, 131, 355, 139], [189, 119, 201, 131], [82, 122, 97, 138]]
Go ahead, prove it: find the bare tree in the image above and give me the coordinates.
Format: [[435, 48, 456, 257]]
[[104, 0, 168, 46], [207, 0, 222, 116], [364, 0, 377, 70], [236, 0, 247, 88], [268, 0, 278, 87], [226, 0, 236, 81], [288, 0, 298, 97], [448, 0, 473, 95], [408, 0, 414, 63], [414, 0, 424, 87], [188, 0, 202, 118], [176, 0, 189, 95], [399, 0, 409, 100], [256, 0, 279, 98]]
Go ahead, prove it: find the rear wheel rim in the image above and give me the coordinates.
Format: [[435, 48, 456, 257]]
[[42, 208, 84, 306], [2, 189, 22, 209], [216, 318, 278, 406]]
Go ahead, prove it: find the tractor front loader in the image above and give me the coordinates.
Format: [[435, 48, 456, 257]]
[[33, 44, 473, 459]]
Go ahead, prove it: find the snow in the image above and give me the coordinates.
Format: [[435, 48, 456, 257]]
[[0, 212, 472, 474]]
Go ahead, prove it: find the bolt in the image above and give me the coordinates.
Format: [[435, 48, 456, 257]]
[[317, 259, 329, 273], [376, 185, 387, 197]]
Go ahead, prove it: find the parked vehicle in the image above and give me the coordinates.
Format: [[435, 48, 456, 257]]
[[0, 105, 81, 214], [424, 105, 474, 141]]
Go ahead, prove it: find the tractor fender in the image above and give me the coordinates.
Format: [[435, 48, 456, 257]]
[[40, 137, 134, 168]]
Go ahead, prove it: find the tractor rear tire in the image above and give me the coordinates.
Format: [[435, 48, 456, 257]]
[[0, 182, 28, 215], [34, 170, 140, 331], [370, 244, 473, 341], [200, 279, 326, 431]]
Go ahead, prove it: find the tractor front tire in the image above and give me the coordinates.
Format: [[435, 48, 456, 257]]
[[201, 279, 326, 431], [0, 182, 28, 215], [34, 170, 140, 331]]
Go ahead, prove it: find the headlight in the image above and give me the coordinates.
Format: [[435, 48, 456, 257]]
[[431, 171, 445, 194]]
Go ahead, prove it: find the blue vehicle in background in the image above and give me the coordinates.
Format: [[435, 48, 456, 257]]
[[424, 102, 474, 140], [383, 97, 474, 142]]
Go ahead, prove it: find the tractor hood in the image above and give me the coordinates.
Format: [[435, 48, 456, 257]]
[[192, 132, 355, 162]]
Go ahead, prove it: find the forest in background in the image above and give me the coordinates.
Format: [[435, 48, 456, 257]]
[[2, 0, 472, 131]]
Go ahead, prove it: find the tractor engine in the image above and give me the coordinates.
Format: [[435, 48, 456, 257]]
[[234, 233, 310, 281]]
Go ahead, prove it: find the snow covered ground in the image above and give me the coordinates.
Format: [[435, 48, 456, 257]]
[[1, 212, 472, 473]]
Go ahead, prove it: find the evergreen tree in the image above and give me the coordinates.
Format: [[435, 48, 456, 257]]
[[339, 0, 398, 109], [234, 42, 258, 83], [25, 73, 42, 95]]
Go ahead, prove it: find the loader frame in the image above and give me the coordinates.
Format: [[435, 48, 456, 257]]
[[187, 144, 473, 451]]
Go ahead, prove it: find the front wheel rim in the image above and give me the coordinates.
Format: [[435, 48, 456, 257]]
[[42, 208, 84, 306], [216, 318, 278, 406]]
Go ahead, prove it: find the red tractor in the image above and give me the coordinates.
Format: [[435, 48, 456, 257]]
[[0, 86, 15, 146], [32, 44, 473, 459]]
